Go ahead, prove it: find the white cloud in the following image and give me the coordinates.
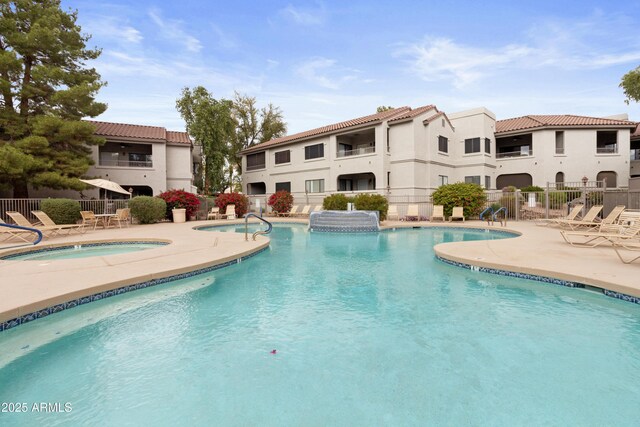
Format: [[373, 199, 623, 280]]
[[295, 58, 360, 90], [266, 59, 279, 70], [395, 13, 640, 88], [82, 16, 142, 45], [211, 24, 238, 50], [279, 3, 326, 26], [148, 9, 202, 53]]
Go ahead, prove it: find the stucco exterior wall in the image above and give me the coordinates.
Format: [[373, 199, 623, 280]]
[[166, 144, 193, 191]]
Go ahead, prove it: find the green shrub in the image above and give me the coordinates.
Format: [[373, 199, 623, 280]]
[[542, 191, 567, 208], [520, 185, 544, 192], [215, 192, 249, 217], [40, 198, 81, 224], [353, 193, 389, 221], [129, 196, 167, 224], [268, 190, 294, 214], [432, 182, 487, 218], [322, 194, 354, 210]]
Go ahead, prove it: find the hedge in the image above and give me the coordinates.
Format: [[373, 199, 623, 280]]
[[353, 193, 389, 221], [432, 183, 486, 218], [40, 198, 81, 224], [129, 196, 167, 224]]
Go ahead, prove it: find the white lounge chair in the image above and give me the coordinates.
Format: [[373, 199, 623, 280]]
[[387, 205, 399, 221], [431, 205, 445, 222], [556, 205, 603, 230], [560, 220, 640, 248], [535, 204, 584, 227], [296, 205, 311, 217], [221, 204, 236, 220], [207, 207, 221, 220], [405, 205, 419, 221], [449, 207, 465, 222], [32, 210, 85, 234]]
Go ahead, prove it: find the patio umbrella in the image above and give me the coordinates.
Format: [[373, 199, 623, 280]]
[[80, 179, 131, 197]]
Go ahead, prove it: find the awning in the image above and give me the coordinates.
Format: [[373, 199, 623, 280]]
[[80, 179, 131, 197]]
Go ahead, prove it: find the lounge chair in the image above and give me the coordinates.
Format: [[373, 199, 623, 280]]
[[387, 205, 399, 221], [405, 204, 419, 221], [560, 220, 640, 248], [312, 205, 322, 212], [6, 211, 69, 237], [32, 210, 85, 234], [535, 204, 584, 227], [284, 205, 299, 217], [556, 205, 603, 230], [612, 240, 640, 264], [585, 205, 626, 233], [431, 205, 445, 222], [449, 207, 465, 222], [221, 204, 236, 220], [296, 205, 311, 217], [110, 208, 130, 228], [0, 217, 34, 242], [207, 207, 221, 220]]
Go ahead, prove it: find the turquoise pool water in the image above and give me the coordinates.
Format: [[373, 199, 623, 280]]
[[0, 224, 639, 426], [1, 242, 167, 261]]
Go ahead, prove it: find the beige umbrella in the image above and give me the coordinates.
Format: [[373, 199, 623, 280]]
[[80, 179, 132, 197]]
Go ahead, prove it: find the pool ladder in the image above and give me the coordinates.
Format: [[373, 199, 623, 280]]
[[244, 214, 273, 241], [0, 222, 43, 249], [480, 207, 508, 227]]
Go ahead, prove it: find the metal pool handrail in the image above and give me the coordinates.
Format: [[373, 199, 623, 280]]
[[0, 222, 43, 248], [244, 213, 273, 241]]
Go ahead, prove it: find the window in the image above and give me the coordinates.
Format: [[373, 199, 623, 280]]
[[274, 150, 290, 164], [305, 179, 324, 193], [386, 128, 390, 152], [387, 171, 391, 187], [555, 131, 564, 154], [441, 118, 445, 127], [275, 182, 291, 192], [305, 143, 324, 160], [555, 172, 564, 184], [438, 175, 448, 186], [465, 176, 481, 185], [464, 138, 481, 154], [484, 138, 491, 154], [596, 131, 617, 154], [438, 136, 448, 153], [485, 175, 491, 189], [246, 152, 266, 171]]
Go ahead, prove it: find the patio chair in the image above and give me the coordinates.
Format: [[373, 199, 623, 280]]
[[110, 208, 130, 228], [221, 204, 236, 220], [534, 204, 584, 227], [80, 211, 102, 230], [556, 205, 603, 230], [32, 210, 85, 234], [283, 205, 299, 217], [404, 204, 419, 221], [387, 205, 399, 221], [431, 205, 445, 222], [560, 220, 640, 248], [207, 207, 221, 220], [449, 207, 465, 222]]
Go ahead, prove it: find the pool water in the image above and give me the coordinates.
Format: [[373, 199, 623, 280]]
[[1, 242, 167, 261], [1, 225, 639, 426]]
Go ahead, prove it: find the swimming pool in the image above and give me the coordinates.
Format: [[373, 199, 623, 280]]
[[0, 224, 638, 425], [0, 241, 168, 261]]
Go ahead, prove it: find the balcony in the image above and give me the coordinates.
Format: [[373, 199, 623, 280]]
[[99, 159, 153, 168], [596, 145, 617, 154], [246, 163, 266, 171], [632, 149, 640, 161], [336, 146, 375, 158], [496, 147, 533, 159]]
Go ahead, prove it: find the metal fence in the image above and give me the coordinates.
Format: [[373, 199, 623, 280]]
[[0, 199, 130, 223]]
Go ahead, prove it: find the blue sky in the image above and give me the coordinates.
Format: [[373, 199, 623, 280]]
[[64, 0, 640, 133]]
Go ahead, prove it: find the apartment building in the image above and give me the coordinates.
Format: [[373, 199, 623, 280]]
[[27, 121, 198, 199], [240, 106, 638, 200]]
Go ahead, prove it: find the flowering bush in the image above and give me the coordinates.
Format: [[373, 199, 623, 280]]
[[158, 189, 201, 220], [215, 192, 249, 218], [267, 190, 293, 214]]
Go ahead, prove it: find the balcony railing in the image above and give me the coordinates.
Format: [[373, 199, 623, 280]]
[[336, 146, 375, 158], [596, 146, 618, 154], [496, 148, 533, 159], [99, 160, 153, 168], [246, 163, 266, 171], [631, 149, 640, 161]]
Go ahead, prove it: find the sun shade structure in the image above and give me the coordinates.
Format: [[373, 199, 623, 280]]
[[80, 179, 131, 197]]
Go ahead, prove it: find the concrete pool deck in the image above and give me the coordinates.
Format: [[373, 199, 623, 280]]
[[0, 217, 638, 327]]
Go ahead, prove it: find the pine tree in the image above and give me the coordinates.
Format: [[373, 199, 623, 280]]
[[0, 0, 106, 197]]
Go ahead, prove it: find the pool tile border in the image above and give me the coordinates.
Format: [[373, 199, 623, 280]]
[[436, 256, 640, 305], [0, 246, 269, 333]]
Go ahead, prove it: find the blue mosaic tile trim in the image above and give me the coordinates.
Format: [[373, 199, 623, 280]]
[[0, 241, 168, 260], [437, 256, 640, 305], [0, 246, 269, 333]]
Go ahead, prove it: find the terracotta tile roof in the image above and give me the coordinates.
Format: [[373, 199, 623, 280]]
[[387, 105, 435, 123], [241, 107, 412, 154], [632, 124, 640, 139], [496, 114, 637, 134], [423, 111, 454, 130], [87, 120, 191, 145]]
